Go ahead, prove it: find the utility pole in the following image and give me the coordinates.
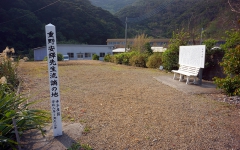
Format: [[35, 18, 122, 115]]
[[125, 17, 128, 52], [199, 28, 204, 85], [200, 28, 203, 44]]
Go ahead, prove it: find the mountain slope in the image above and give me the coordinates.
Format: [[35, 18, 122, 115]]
[[0, 0, 124, 54], [89, 0, 136, 14], [116, 0, 240, 39]]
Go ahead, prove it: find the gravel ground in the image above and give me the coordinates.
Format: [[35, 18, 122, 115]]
[[18, 60, 240, 150]]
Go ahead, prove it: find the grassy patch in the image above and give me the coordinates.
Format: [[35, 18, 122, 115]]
[[67, 142, 93, 150], [82, 125, 91, 135]]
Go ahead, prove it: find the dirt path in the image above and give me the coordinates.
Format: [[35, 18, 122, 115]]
[[18, 60, 240, 150]]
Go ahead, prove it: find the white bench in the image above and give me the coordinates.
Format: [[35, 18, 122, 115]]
[[172, 64, 200, 84]]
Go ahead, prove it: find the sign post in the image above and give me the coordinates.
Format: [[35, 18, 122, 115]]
[[45, 23, 63, 136]]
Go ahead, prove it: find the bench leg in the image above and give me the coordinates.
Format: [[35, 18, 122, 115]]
[[179, 74, 184, 82], [193, 77, 197, 84], [186, 76, 190, 84], [173, 73, 176, 80]]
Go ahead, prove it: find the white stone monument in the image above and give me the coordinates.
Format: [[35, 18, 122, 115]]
[[179, 45, 206, 68], [45, 23, 63, 136], [179, 45, 206, 84]]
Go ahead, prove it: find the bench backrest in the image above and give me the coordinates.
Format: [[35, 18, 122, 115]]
[[179, 65, 200, 75]]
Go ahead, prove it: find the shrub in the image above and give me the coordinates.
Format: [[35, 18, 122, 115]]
[[162, 49, 179, 71], [23, 57, 29, 62], [43, 56, 47, 61], [121, 51, 139, 65], [0, 59, 19, 90], [110, 51, 139, 65], [214, 75, 240, 96], [131, 34, 153, 54], [144, 42, 153, 56], [0, 85, 50, 149], [146, 53, 162, 68], [92, 54, 99, 60], [28, 49, 34, 61], [103, 54, 112, 62], [57, 53, 63, 61], [67, 142, 93, 150], [214, 30, 240, 96], [0, 57, 50, 149], [113, 53, 124, 64], [121, 53, 131, 65], [162, 29, 189, 71], [129, 53, 148, 67], [43, 53, 63, 61], [202, 39, 224, 69]]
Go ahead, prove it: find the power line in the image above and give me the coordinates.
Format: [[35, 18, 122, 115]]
[[0, 0, 61, 25]]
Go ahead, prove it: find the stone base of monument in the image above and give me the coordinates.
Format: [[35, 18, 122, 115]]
[[20, 123, 83, 150], [154, 75, 221, 95]]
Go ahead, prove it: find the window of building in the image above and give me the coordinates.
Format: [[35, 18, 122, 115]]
[[100, 52, 105, 57], [85, 53, 91, 58], [77, 53, 84, 58], [67, 53, 74, 58]]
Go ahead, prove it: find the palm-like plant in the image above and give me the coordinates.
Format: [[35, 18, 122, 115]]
[[0, 85, 50, 149], [0, 57, 50, 149]]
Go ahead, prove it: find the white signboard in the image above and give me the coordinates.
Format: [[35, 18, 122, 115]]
[[179, 45, 206, 68], [45, 24, 63, 136]]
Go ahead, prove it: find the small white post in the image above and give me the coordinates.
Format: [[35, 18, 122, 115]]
[[45, 23, 63, 136]]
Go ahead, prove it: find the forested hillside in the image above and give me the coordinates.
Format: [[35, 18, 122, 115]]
[[89, 0, 136, 14], [0, 0, 124, 54], [116, 0, 240, 39], [0, 0, 239, 55]]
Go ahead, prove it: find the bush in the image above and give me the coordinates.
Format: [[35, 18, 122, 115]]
[[202, 39, 222, 69], [214, 30, 240, 96], [68, 142, 93, 150], [92, 54, 99, 60], [57, 53, 63, 61], [0, 57, 50, 149], [43, 56, 47, 61], [43, 53, 63, 61], [131, 34, 150, 53], [214, 45, 240, 95], [144, 42, 153, 56], [0, 59, 19, 90], [162, 30, 189, 71], [214, 75, 240, 96], [121, 51, 139, 65], [129, 53, 148, 67], [103, 54, 112, 62], [113, 53, 124, 64], [114, 51, 138, 65], [146, 53, 162, 68], [0, 85, 49, 149], [162, 49, 179, 71]]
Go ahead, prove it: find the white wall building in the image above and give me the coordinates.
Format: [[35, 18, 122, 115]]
[[34, 44, 114, 61]]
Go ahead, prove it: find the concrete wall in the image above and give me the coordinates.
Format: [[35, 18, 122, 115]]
[[34, 44, 114, 61]]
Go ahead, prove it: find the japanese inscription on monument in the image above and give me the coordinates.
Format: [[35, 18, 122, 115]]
[[45, 24, 63, 136], [179, 45, 206, 68]]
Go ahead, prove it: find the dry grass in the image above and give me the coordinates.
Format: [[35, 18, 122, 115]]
[[18, 60, 240, 149]]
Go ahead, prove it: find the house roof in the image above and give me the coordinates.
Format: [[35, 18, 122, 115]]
[[151, 47, 167, 52], [112, 48, 129, 52]]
